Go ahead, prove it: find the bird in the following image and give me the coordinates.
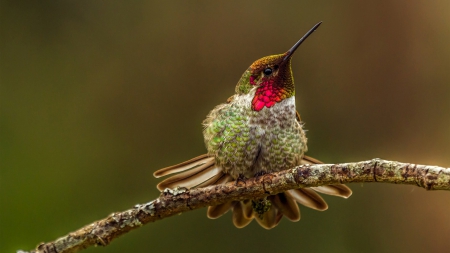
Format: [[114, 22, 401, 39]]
[[153, 22, 352, 229]]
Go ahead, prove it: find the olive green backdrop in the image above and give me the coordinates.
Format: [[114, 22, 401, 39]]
[[1, 1, 450, 253]]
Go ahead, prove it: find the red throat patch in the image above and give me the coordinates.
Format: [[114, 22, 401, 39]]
[[251, 79, 287, 111]]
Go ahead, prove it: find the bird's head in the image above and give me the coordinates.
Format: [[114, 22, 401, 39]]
[[235, 22, 322, 111]]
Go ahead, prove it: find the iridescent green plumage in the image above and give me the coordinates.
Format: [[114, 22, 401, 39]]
[[235, 69, 253, 94]]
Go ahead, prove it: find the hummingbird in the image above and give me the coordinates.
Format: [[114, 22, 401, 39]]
[[154, 22, 352, 229]]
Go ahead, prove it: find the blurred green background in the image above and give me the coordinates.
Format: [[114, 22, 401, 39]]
[[1, 1, 450, 252]]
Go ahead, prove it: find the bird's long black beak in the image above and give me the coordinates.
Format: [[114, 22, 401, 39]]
[[282, 21, 322, 62]]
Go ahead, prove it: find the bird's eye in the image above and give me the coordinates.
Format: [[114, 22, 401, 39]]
[[263, 68, 273, 76]]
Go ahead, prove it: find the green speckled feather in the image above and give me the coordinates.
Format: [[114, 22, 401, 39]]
[[203, 89, 307, 179]]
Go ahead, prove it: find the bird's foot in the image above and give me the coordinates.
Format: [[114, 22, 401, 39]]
[[235, 174, 247, 187], [254, 171, 268, 177], [253, 171, 268, 181]]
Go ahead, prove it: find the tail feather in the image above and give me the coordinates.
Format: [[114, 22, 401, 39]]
[[301, 155, 323, 165], [153, 154, 212, 178], [312, 185, 353, 198], [215, 174, 234, 185], [271, 192, 300, 221], [207, 201, 233, 219], [288, 188, 328, 211], [232, 201, 253, 228], [196, 172, 226, 188], [241, 199, 253, 219], [156, 162, 218, 190], [255, 204, 283, 229]]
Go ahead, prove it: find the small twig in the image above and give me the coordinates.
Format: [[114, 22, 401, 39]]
[[18, 159, 450, 253]]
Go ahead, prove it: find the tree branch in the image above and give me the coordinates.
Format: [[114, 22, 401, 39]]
[[18, 159, 450, 253]]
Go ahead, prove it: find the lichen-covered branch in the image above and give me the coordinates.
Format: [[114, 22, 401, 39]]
[[18, 159, 450, 253]]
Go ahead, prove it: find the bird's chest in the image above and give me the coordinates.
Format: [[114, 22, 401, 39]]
[[204, 94, 307, 178]]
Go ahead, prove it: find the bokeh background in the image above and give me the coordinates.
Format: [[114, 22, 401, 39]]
[[2, 1, 450, 252]]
